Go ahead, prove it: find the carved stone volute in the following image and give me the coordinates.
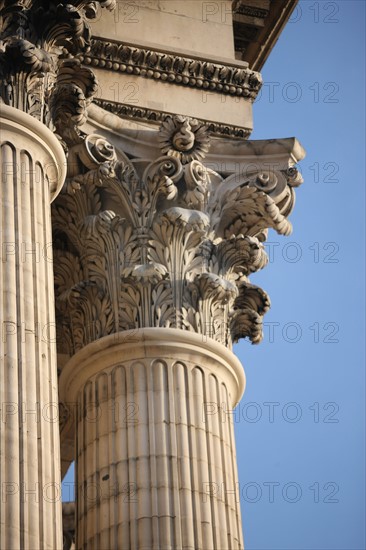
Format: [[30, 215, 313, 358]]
[[52, 116, 303, 358]]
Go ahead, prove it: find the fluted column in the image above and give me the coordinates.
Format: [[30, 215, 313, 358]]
[[59, 329, 245, 550], [54, 117, 304, 549], [0, 105, 66, 549]]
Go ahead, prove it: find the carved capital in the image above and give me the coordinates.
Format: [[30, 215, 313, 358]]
[[0, 1, 115, 134], [53, 119, 303, 357]]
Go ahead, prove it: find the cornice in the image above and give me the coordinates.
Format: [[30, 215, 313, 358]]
[[93, 98, 251, 139], [79, 36, 262, 99], [234, 0, 298, 70]]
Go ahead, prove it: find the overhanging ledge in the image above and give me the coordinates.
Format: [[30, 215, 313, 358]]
[[84, 102, 306, 173]]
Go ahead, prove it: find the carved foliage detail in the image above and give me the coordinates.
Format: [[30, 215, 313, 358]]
[[52, 124, 302, 355], [0, 1, 115, 132]]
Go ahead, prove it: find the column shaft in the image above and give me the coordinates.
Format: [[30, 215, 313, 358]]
[[0, 106, 66, 549], [60, 329, 245, 550]]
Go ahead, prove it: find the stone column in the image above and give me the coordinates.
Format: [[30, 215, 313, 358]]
[[55, 119, 304, 549], [0, 105, 66, 549], [0, 3, 117, 548], [60, 329, 245, 550]]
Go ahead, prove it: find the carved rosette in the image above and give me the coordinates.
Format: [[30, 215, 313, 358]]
[[52, 116, 303, 357], [0, 0, 115, 135], [158, 116, 211, 163]]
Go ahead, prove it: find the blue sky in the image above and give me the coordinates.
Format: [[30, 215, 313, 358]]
[[235, 2, 365, 549], [62, 2, 365, 548]]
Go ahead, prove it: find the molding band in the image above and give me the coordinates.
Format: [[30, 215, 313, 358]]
[[93, 98, 252, 139], [80, 36, 262, 99], [0, 103, 67, 200], [59, 328, 246, 407]]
